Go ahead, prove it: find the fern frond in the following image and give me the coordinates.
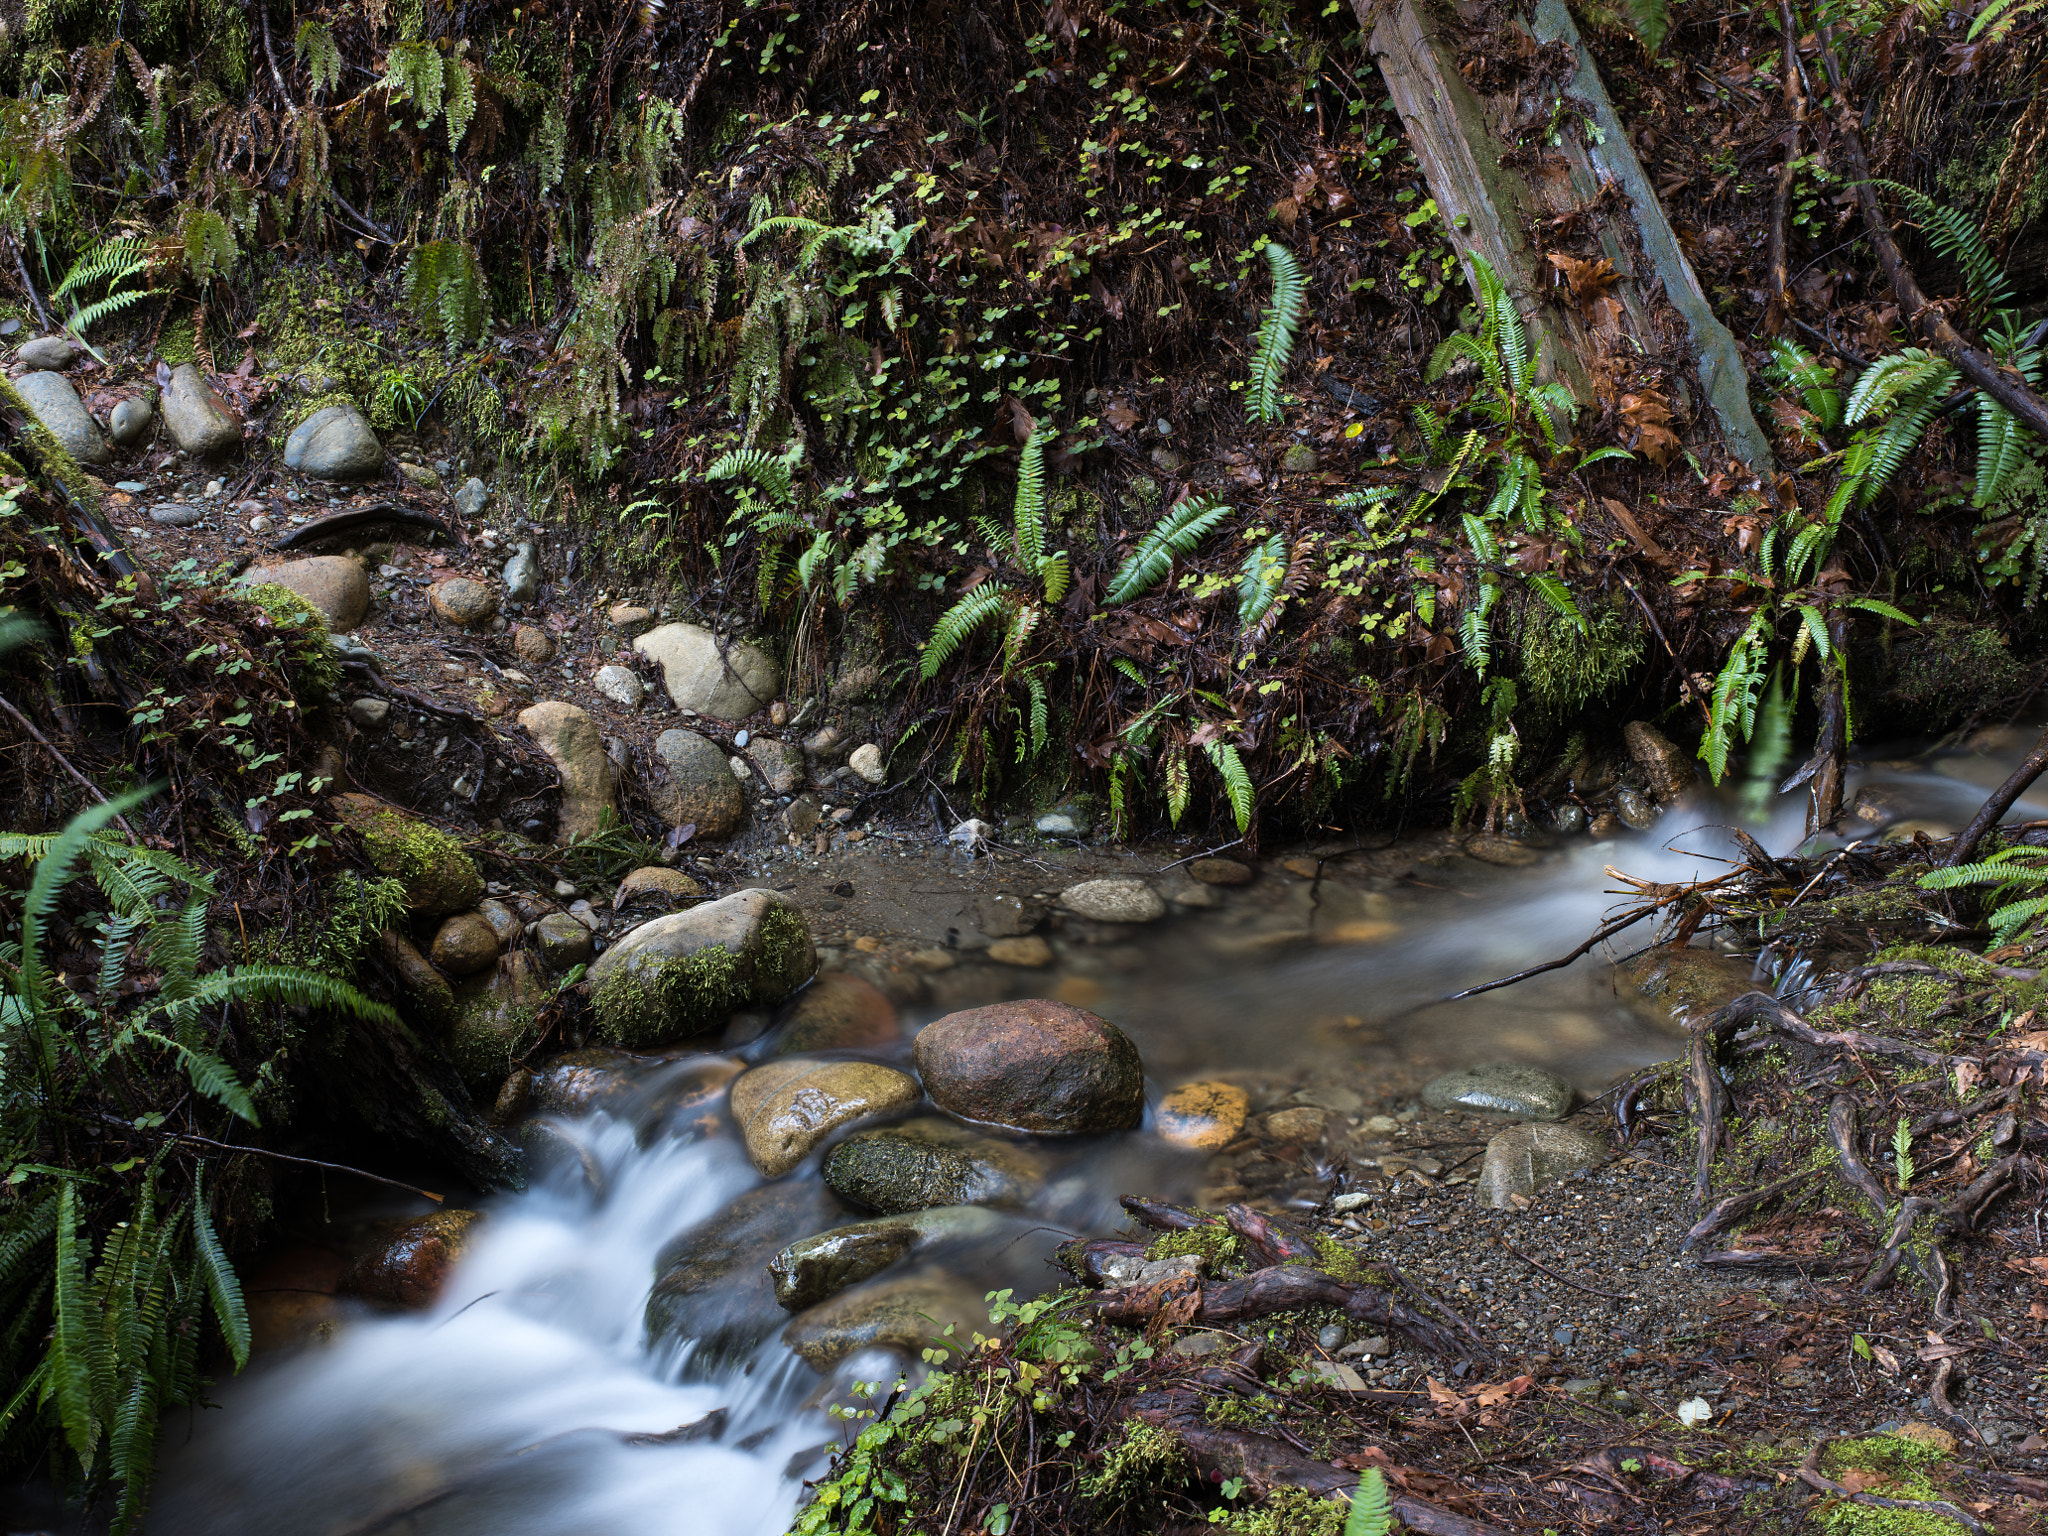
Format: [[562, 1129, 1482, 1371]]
[[128, 1031, 258, 1124], [1877, 182, 2012, 318], [51, 1183, 99, 1464], [1975, 396, 2026, 509], [1344, 1467, 1394, 1536], [1525, 573, 1586, 631], [1038, 551, 1072, 605], [707, 446, 795, 504], [919, 584, 1007, 677], [1106, 497, 1232, 603], [1472, 254, 1529, 397], [1002, 601, 1042, 672], [1766, 339, 1843, 428], [1013, 429, 1046, 567], [1237, 532, 1287, 631], [1969, 0, 2048, 42], [1025, 672, 1050, 757], [1845, 350, 1955, 424], [1247, 242, 1307, 425], [1918, 857, 2045, 889], [1163, 745, 1191, 827], [1205, 741, 1256, 831], [189, 1172, 249, 1370]]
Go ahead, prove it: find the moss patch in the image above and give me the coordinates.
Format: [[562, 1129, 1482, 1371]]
[[234, 581, 342, 701], [590, 943, 748, 1048], [1146, 1224, 1246, 1269], [334, 798, 484, 917], [450, 996, 542, 1086], [1213, 1486, 1346, 1536]]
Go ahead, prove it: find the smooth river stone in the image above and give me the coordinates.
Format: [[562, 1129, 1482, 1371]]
[[823, 1117, 1043, 1214], [1421, 1063, 1575, 1120], [1154, 1081, 1250, 1150], [1474, 1122, 1611, 1208], [781, 1271, 987, 1370], [727, 1057, 921, 1178], [912, 998, 1144, 1135], [1057, 877, 1166, 923], [766, 1206, 1006, 1310]]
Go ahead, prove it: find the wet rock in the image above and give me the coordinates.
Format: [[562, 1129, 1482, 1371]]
[[333, 794, 483, 916], [535, 911, 595, 971], [1033, 800, 1094, 836], [397, 461, 439, 490], [847, 743, 886, 784], [149, 502, 203, 526], [474, 899, 521, 947], [348, 697, 390, 730], [634, 622, 780, 720], [502, 542, 540, 604], [430, 912, 500, 976], [448, 952, 551, 1083], [15, 335, 76, 369], [1474, 1122, 1610, 1208], [608, 603, 654, 634], [1155, 1081, 1250, 1150], [16, 371, 108, 464], [108, 395, 153, 447], [1613, 787, 1658, 830], [1465, 833, 1541, 867], [729, 1058, 922, 1178], [1188, 858, 1254, 886], [1550, 803, 1588, 835], [586, 888, 815, 1048], [429, 576, 499, 630], [653, 727, 745, 838], [1422, 1063, 1575, 1120], [160, 363, 242, 456], [768, 1207, 1006, 1310], [766, 973, 899, 1056], [454, 476, 489, 519], [1617, 946, 1757, 1032], [782, 1272, 987, 1370], [634, 1054, 747, 1144], [379, 928, 455, 1030], [616, 866, 704, 906], [339, 1210, 485, 1308], [240, 556, 370, 630], [1625, 720, 1696, 802], [744, 736, 803, 794], [913, 999, 1144, 1135], [985, 936, 1054, 968], [517, 701, 616, 842], [594, 664, 645, 709], [1280, 442, 1319, 473], [803, 725, 846, 760], [784, 796, 822, 841], [528, 1047, 648, 1117], [823, 1117, 1044, 1213], [521, 1121, 607, 1198], [645, 1180, 848, 1365], [1098, 1252, 1204, 1289], [1264, 1106, 1328, 1144], [1057, 878, 1165, 924], [283, 402, 383, 481], [512, 624, 556, 664]]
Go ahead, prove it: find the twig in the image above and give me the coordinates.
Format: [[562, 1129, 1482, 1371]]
[[171, 1131, 444, 1204], [1442, 901, 1659, 1001], [6, 234, 54, 330], [1943, 722, 2048, 868], [1501, 1243, 1633, 1300], [0, 689, 137, 836], [1764, 0, 1808, 333], [1153, 837, 1246, 874]]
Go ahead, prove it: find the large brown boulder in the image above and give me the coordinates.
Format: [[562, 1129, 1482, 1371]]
[[338, 1209, 485, 1308], [911, 999, 1144, 1135]]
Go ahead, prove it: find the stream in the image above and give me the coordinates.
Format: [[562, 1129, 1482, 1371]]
[[146, 731, 2034, 1536]]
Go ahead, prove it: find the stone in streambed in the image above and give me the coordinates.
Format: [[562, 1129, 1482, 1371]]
[[15, 335, 76, 370], [448, 951, 550, 1084], [332, 794, 482, 916], [108, 395, 153, 447], [1188, 858, 1254, 886], [15, 371, 108, 464], [985, 936, 1053, 968], [161, 363, 242, 456], [339, 1209, 484, 1308], [653, 728, 744, 838], [430, 576, 499, 630], [767, 1207, 1008, 1311], [745, 736, 803, 795], [728, 1057, 921, 1178], [1616, 945, 1757, 1033], [585, 887, 815, 1048], [616, 866, 704, 907], [283, 402, 383, 481], [764, 973, 899, 1057], [644, 1180, 849, 1366], [527, 1048, 649, 1117], [429, 911, 500, 976], [1422, 1062, 1575, 1120], [634, 622, 780, 720], [238, 556, 370, 630], [1474, 1122, 1611, 1208], [1057, 878, 1165, 924], [1625, 720, 1696, 802], [823, 1118, 1044, 1214], [1155, 1081, 1250, 1151], [912, 998, 1144, 1135], [781, 1271, 987, 1370], [1614, 786, 1659, 831], [517, 701, 616, 842], [380, 928, 455, 1030]]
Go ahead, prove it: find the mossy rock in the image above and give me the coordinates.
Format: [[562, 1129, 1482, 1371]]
[[448, 953, 548, 1086], [234, 581, 342, 701], [585, 888, 815, 1049], [331, 793, 484, 918]]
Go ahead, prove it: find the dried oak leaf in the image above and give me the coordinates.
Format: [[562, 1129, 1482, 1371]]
[[1102, 401, 1141, 432], [1546, 252, 1619, 307], [1620, 391, 1681, 465]]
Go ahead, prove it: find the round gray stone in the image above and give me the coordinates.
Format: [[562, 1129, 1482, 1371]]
[[149, 502, 203, 527], [15, 335, 77, 370], [160, 363, 242, 457], [283, 402, 382, 481], [1057, 877, 1165, 924], [14, 371, 108, 465], [108, 395, 154, 447], [534, 911, 595, 971], [594, 665, 645, 709], [1474, 1121, 1611, 1208], [1421, 1063, 1575, 1120], [633, 622, 780, 720]]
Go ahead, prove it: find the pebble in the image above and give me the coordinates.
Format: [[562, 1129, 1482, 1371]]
[[554, 880, 579, 898], [348, 698, 391, 730], [1422, 1063, 1575, 1120], [1188, 858, 1254, 886], [114, 480, 148, 494], [1154, 1080, 1249, 1150], [148, 503, 203, 526], [986, 935, 1054, 968], [1057, 878, 1165, 924], [1614, 787, 1658, 830], [848, 743, 886, 784], [593, 665, 645, 708]]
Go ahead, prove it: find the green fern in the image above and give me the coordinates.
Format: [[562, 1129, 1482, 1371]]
[[1206, 741, 1256, 832], [1344, 1467, 1394, 1536], [403, 238, 487, 344], [1619, 0, 1672, 52], [708, 446, 796, 504], [919, 583, 1007, 677], [1765, 339, 1844, 430], [1013, 429, 1047, 568], [1247, 242, 1307, 425], [1920, 845, 2048, 945], [1878, 182, 2012, 319], [1236, 532, 1287, 630], [294, 19, 343, 95], [1967, 0, 2048, 42], [1106, 497, 1233, 603], [50, 236, 153, 339]]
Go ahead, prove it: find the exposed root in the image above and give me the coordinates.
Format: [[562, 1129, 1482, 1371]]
[[1796, 1436, 1991, 1533]]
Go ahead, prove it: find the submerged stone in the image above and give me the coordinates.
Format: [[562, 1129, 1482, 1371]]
[[781, 1271, 987, 1370], [764, 972, 900, 1057], [1155, 1081, 1250, 1150], [823, 1117, 1044, 1214], [644, 1181, 848, 1366], [1057, 878, 1166, 923], [1421, 1063, 1575, 1120], [338, 1210, 484, 1308], [767, 1206, 1007, 1311]]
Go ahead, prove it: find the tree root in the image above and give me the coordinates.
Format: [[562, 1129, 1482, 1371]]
[[1796, 1436, 1990, 1533], [1086, 1262, 1467, 1357], [1128, 1388, 1510, 1536]]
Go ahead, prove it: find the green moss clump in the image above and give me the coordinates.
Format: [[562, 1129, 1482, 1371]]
[[1813, 1435, 1966, 1536], [264, 873, 408, 979], [1081, 1419, 1187, 1504], [342, 804, 484, 917], [755, 901, 817, 1001], [450, 996, 542, 1085], [1213, 1486, 1346, 1536], [1308, 1232, 1366, 1284], [590, 944, 747, 1048], [235, 581, 342, 700], [1516, 599, 1644, 721], [1146, 1225, 1245, 1270]]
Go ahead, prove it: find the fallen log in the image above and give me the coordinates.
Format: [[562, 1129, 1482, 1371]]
[[1086, 1262, 1467, 1358]]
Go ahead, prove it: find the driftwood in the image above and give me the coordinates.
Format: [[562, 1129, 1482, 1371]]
[[273, 502, 456, 551], [1087, 1261, 1466, 1357], [1943, 725, 2048, 868]]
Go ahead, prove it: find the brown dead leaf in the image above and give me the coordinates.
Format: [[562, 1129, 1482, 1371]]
[[1546, 252, 1619, 307], [1839, 1469, 1903, 1495], [1603, 497, 1674, 566], [1473, 1375, 1535, 1407], [1870, 1344, 1901, 1376], [1271, 196, 1299, 229], [2004, 1256, 2048, 1283], [1102, 401, 1141, 432], [2028, 1301, 2048, 1321]]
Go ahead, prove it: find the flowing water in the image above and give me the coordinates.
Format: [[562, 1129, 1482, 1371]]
[[146, 732, 2038, 1536]]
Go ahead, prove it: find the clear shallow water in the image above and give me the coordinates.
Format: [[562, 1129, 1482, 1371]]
[[150, 737, 2030, 1535]]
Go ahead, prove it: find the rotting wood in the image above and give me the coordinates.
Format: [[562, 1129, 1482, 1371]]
[[1362, 0, 1776, 476]]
